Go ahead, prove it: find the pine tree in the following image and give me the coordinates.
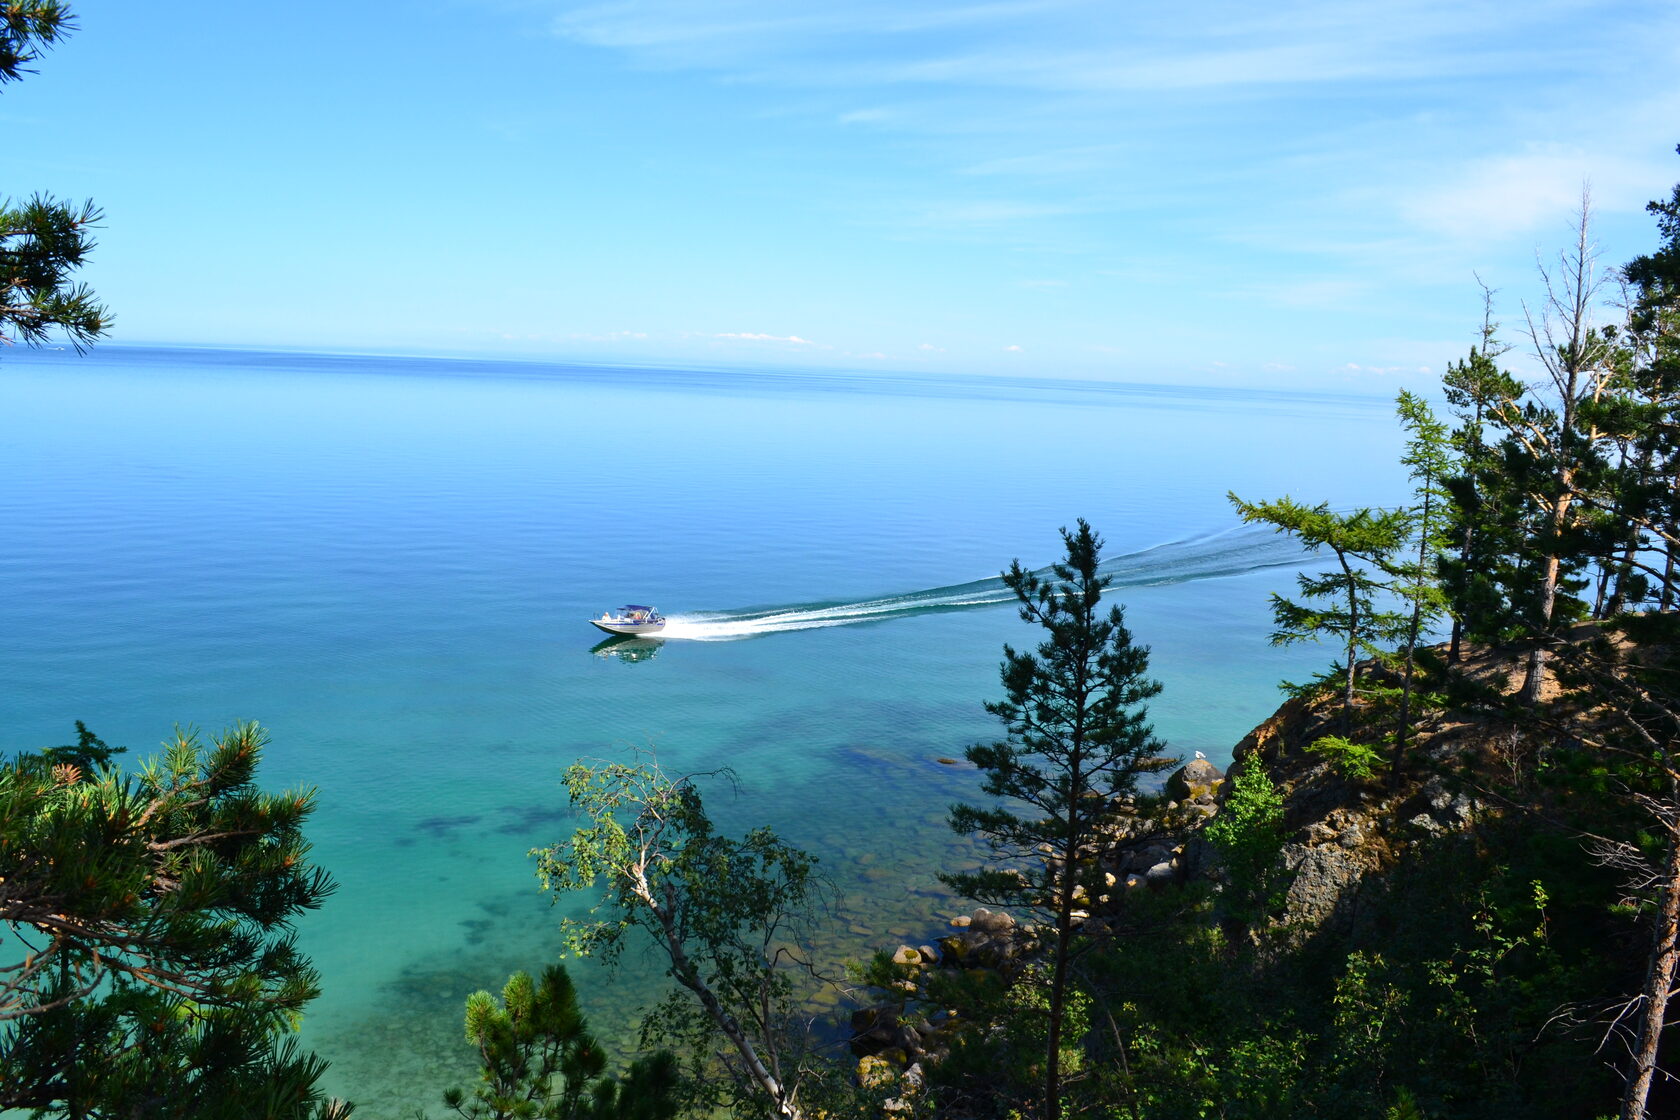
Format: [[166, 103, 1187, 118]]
[[1, 723, 346, 1118], [942, 519, 1174, 1120], [438, 965, 679, 1120]]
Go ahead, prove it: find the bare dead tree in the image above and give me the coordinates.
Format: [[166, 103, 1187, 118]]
[[1509, 188, 1616, 704]]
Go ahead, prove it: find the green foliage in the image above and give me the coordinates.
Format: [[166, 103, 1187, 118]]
[[1387, 391, 1457, 771], [532, 756, 828, 1119], [1, 723, 345, 1118], [1202, 763, 1288, 922], [1307, 734, 1386, 782], [16, 719, 125, 773], [435, 964, 678, 1120], [1, 4, 110, 350], [1385, 1087, 1427, 1120]]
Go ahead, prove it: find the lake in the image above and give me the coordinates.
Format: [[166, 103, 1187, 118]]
[[0, 344, 1408, 1114]]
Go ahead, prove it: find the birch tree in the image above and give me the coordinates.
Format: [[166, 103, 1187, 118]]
[[533, 758, 824, 1120]]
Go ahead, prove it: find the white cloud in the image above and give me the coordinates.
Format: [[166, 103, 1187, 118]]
[[716, 332, 817, 344], [1004, 344, 1024, 352], [917, 342, 945, 351]]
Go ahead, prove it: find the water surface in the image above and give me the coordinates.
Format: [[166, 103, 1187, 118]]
[[0, 346, 1407, 1114]]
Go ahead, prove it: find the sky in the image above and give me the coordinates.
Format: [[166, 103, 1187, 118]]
[[7, 0, 1680, 388]]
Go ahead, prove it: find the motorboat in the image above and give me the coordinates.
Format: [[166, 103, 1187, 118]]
[[589, 604, 666, 636]]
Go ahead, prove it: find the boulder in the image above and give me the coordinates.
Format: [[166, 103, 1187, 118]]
[[858, 1054, 894, 1089], [937, 930, 1013, 971], [1166, 757, 1225, 801], [969, 907, 1016, 933], [850, 1005, 903, 1056]]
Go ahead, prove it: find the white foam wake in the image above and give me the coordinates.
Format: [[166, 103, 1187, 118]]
[[656, 523, 1300, 642]]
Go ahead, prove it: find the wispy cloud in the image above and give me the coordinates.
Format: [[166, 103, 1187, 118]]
[[1399, 145, 1674, 240], [547, 0, 1629, 93], [838, 107, 895, 125], [526, 0, 1680, 379]]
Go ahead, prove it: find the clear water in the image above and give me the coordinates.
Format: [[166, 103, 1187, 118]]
[[0, 345, 1407, 1114]]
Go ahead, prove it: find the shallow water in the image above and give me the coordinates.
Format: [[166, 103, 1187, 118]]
[[0, 345, 1407, 1113]]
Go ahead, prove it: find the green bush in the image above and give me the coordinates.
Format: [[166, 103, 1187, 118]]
[[1308, 735, 1386, 781]]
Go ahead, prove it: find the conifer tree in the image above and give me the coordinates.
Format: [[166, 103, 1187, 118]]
[[1227, 495, 1411, 722], [1593, 145, 1680, 614], [1389, 391, 1453, 774], [943, 519, 1174, 1120], [1438, 291, 1524, 662], [1, 2, 109, 350]]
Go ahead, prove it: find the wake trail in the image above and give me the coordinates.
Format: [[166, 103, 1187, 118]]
[[658, 524, 1300, 641]]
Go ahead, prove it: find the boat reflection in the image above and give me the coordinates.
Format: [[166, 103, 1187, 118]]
[[590, 635, 665, 663]]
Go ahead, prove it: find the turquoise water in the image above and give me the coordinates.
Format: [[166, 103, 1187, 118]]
[[0, 345, 1407, 1114]]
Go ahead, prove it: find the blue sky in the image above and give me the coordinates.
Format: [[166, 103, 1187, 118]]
[[8, 0, 1679, 387]]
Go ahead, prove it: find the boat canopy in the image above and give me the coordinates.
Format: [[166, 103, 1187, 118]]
[[622, 604, 654, 613]]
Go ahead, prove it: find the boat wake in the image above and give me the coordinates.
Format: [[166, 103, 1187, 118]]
[[658, 524, 1300, 641]]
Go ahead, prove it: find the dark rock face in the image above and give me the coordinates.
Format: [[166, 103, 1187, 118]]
[[1281, 841, 1380, 934]]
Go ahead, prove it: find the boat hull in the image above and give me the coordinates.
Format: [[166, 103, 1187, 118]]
[[589, 619, 667, 636]]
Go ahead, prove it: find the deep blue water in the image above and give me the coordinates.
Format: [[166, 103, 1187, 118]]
[[0, 345, 1407, 1114]]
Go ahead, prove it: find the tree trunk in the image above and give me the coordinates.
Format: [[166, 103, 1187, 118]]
[[1664, 472, 1680, 612], [1044, 902, 1072, 1120], [1043, 668, 1092, 1120], [1339, 549, 1360, 721], [1621, 823, 1680, 1120], [1394, 476, 1436, 781], [1520, 486, 1571, 705], [644, 881, 802, 1120]]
